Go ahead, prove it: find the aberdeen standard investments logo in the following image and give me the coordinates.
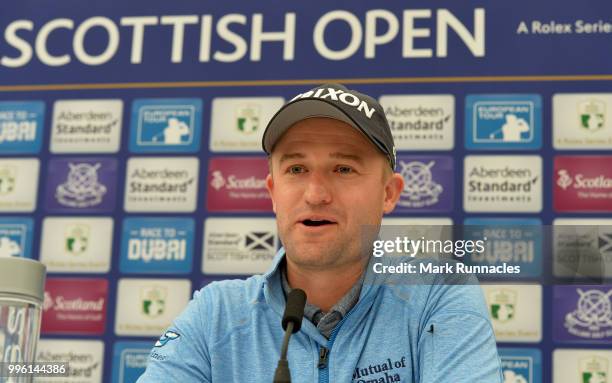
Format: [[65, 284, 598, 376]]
[[129, 98, 202, 153], [464, 156, 542, 213], [554, 156, 612, 212], [207, 157, 272, 212], [465, 95, 542, 150], [378, 95, 454, 150]]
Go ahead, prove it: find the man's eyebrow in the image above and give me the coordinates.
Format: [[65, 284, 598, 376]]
[[329, 152, 364, 164], [279, 153, 306, 164]]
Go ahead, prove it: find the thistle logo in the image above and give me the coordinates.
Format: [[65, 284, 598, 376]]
[[210, 171, 226, 191], [0, 166, 16, 195], [565, 289, 612, 339], [579, 99, 606, 132], [557, 170, 573, 190], [141, 286, 167, 318], [154, 330, 180, 348], [489, 289, 517, 323], [0, 236, 20, 257], [398, 160, 442, 208], [64, 224, 90, 256], [579, 356, 608, 383], [56, 163, 107, 207], [235, 104, 260, 134]]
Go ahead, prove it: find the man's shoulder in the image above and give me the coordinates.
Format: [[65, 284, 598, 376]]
[[195, 275, 267, 313]]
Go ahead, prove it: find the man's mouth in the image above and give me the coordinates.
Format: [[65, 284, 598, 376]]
[[301, 219, 335, 227]]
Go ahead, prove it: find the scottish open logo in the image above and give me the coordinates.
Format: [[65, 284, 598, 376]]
[[465, 95, 542, 150], [564, 288, 612, 340], [579, 99, 606, 132], [235, 104, 260, 134], [130, 99, 202, 153], [489, 289, 517, 323], [579, 356, 608, 383]]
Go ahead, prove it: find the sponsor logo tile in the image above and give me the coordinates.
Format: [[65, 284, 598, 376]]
[[378, 95, 454, 150], [481, 284, 542, 342], [209, 97, 284, 152], [553, 285, 612, 343], [0, 158, 39, 212], [120, 217, 194, 274], [553, 93, 612, 149], [202, 217, 277, 275], [42, 278, 108, 335], [44, 157, 118, 213], [0, 217, 33, 258], [50, 99, 123, 153], [463, 218, 543, 279], [40, 217, 113, 273], [124, 157, 199, 212], [465, 94, 542, 150], [36, 339, 104, 383], [206, 157, 271, 212], [498, 347, 542, 383], [554, 156, 612, 212], [394, 155, 453, 212], [112, 341, 152, 383], [554, 349, 612, 383], [114, 278, 191, 336], [464, 155, 542, 213], [129, 98, 202, 153], [0, 101, 44, 154]]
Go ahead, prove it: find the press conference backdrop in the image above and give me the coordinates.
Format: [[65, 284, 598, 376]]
[[0, 0, 611, 382]]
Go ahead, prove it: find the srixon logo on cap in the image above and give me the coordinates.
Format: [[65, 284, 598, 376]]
[[290, 87, 376, 119]]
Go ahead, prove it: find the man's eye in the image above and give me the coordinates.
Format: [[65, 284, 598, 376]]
[[288, 165, 305, 174], [336, 166, 354, 174]]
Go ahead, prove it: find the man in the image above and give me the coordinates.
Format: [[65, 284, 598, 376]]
[[138, 84, 502, 382]]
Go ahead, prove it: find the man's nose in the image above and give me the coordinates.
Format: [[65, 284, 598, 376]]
[[304, 172, 332, 205]]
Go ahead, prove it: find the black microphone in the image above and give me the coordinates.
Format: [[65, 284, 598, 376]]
[[273, 288, 307, 383]]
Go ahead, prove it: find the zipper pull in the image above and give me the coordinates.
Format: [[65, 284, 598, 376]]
[[318, 347, 329, 369]]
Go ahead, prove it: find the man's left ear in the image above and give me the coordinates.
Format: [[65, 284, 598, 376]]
[[265, 173, 277, 213], [383, 173, 404, 214]]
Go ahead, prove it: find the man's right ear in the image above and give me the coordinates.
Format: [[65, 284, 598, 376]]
[[265, 174, 277, 213]]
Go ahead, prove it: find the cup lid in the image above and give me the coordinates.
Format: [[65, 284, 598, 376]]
[[0, 257, 46, 301]]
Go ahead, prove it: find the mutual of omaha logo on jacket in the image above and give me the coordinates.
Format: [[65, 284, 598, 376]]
[[464, 155, 542, 212], [124, 157, 199, 212], [554, 156, 612, 212], [41, 278, 108, 335], [207, 157, 271, 212]]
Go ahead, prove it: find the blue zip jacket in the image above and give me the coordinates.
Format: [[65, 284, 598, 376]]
[[138, 249, 503, 382]]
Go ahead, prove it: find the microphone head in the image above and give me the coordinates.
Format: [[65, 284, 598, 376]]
[[282, 288, 307, 333]]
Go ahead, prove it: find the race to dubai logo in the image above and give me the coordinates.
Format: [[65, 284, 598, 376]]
[[141, 286, 167, 318], [235, 104, 260, 134], [579, 356, 608, 383], [0, 166, 16, 195], [56, 163, 107, 207], [0, 101, 44, 154], [565, 288, 612, 340], [489, 289, 517, 323], [398, 160, 442, 208], [64, 224, 90, 256], [579, 99, 606, 132]]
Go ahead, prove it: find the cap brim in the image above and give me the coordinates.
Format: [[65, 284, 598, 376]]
[[263, 99, 375, 154]]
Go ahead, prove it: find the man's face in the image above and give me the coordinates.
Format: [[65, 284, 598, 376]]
[[266, 117, 403, 271]]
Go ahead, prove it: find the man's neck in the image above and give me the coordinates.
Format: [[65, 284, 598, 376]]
[[285, 259, 365, 312]]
